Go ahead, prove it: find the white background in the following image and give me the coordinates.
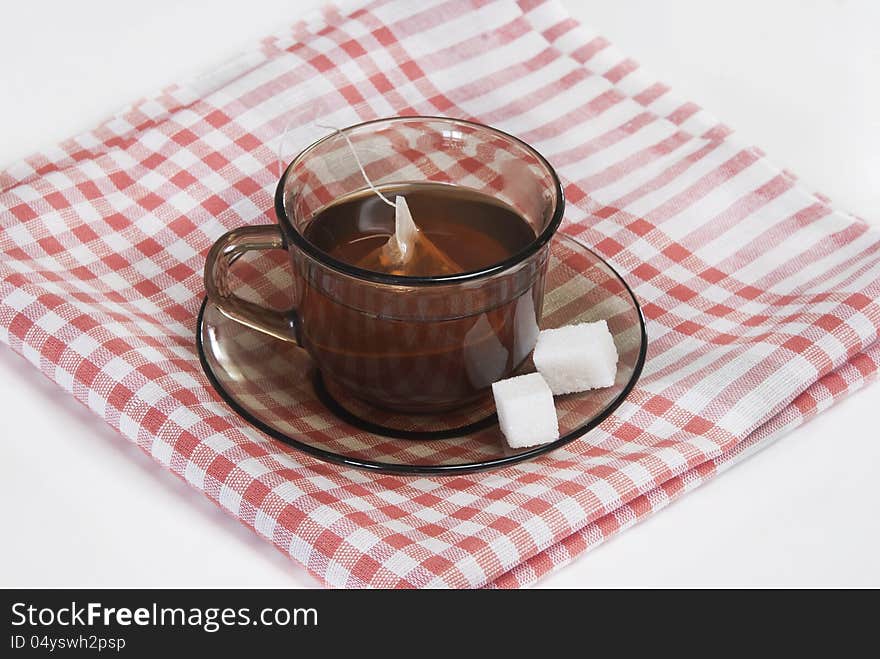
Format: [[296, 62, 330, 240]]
[[1, 0, 878, 587]]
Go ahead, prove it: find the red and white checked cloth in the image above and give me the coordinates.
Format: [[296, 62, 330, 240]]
[[2, 0, 879, 588]]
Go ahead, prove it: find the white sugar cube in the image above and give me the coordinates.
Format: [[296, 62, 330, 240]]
[[492, 373, 559, 448], [533, 320, 619, 395]]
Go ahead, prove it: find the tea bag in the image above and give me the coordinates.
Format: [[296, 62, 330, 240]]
[[314, 123, 462, 277], [357, 195, 463, 276]]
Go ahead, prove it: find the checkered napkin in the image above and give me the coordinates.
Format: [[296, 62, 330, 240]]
[[2, 0, 878, 588]]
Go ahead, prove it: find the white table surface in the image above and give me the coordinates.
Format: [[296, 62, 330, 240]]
[[1, 0, 878, 588]]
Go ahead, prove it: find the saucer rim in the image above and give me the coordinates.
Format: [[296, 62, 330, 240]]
[[195, 233, 648, 475]]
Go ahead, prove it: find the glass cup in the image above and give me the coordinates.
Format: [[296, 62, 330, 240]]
[[204, 117, 563, 413]]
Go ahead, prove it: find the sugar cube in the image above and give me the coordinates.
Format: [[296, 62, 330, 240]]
[[533, 320, 619, 395], [491, 372, 559, 448]]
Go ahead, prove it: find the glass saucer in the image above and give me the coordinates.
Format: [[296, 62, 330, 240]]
[[197, 234, 646, 474]]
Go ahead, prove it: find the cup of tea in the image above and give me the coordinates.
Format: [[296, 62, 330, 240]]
[[204, 117, 564, 413]]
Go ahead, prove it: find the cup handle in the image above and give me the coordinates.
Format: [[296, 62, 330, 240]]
[[204, 225, 300, 344]]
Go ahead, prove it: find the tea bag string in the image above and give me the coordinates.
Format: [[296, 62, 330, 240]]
[[314, 123, 396, 208], [276, 119, 395, 209]]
